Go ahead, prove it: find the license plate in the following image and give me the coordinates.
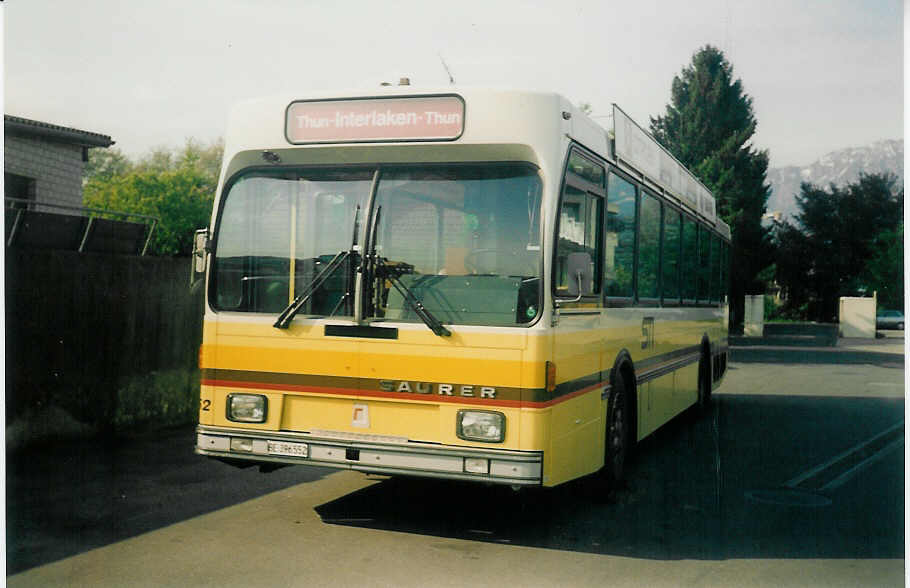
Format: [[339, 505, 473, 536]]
[[267, 440, 309, 458]]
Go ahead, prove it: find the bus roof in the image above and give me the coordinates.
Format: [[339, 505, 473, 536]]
[[221, 86, 722, 228]]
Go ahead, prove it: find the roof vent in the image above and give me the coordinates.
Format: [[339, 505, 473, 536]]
[[398, 77, 411, 86]]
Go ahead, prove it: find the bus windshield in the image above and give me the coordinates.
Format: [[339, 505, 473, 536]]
[[212, 163, 543, 327]]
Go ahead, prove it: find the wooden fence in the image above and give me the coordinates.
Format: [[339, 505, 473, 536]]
[[5, 248, 203, 430]]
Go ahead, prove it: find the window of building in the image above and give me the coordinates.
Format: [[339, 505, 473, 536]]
[[5, 172, 36, 209]]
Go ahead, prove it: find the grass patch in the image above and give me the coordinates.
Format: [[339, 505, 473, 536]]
[[113, 369, 200, 430]]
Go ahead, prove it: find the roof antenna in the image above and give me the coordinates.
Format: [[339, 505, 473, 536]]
[[438, 53, 455, 85]]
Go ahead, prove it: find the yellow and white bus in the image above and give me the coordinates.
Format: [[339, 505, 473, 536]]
[[194, 87, 730, 488]]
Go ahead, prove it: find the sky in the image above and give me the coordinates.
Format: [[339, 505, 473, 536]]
[[3, 0, 904, 168]]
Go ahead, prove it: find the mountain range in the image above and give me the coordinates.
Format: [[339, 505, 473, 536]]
[[765, 139, 903, 220]]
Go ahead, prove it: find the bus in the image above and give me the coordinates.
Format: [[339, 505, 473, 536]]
[[194, 87, 730, 488]]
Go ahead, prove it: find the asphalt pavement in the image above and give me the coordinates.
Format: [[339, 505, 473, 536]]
[[5, 426, 334, 575]]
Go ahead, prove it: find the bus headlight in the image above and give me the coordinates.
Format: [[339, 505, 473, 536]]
[[456, 410, 505, 443], [227, 394, 267, 423]]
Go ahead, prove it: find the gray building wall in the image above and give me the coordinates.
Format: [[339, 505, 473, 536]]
[[5, 133, 85, 211]]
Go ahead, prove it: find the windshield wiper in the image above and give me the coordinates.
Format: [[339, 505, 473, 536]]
[[360, 205, 449, 337], [273, 206, 360, 329], [376, 259, 451, 337], [370, 234, 452, 337]]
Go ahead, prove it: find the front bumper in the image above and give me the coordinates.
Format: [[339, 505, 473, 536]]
[[196, 425, 543, 486]]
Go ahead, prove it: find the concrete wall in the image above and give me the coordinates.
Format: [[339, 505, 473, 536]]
[[4, 134, 84, 211], [743, 294, 764, 336], [839, 296, 876, 338], [5, 248, 203, 434]]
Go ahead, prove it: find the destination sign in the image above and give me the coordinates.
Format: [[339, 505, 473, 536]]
[[286, 95, 464, 144]]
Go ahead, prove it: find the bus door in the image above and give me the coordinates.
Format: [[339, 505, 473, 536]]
[[550, 151, 607, 484]]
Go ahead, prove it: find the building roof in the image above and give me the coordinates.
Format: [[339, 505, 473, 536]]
[[4, 114, 114, 148]]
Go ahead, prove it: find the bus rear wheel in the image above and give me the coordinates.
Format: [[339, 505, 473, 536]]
[[602, 370, 630, 486], [697, 351, 712, 410]]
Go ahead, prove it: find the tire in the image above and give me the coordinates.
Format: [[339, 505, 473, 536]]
[[697, 350, 712, 410], [602, 370, 630, 485]]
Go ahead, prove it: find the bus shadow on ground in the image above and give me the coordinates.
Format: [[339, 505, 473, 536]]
[[315, 393, 904, 560]]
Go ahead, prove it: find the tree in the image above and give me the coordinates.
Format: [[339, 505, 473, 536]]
[[83, 139, 223, 256], [774, 173, 903, 321], [82, 146, 133, 182], [135, 138, 223, 180], [862, 225, 903, 311], [650, 45, 772, 331]]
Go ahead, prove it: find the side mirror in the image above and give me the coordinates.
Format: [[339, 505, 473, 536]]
[[191, 228, 210, 287], [565, 252, 593, 298]]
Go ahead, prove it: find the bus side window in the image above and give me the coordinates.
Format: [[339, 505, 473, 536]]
[[662, 209, 681, 302], [681, 215, 697, 301], [721, 241, 730, 301], [637, 191, 661, 300], [605, 172, 636, 298], [697, 225, 711, 302], [710, 234, 721, 302]]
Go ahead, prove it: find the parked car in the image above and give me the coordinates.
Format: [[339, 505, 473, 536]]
[[876, 309, 904, 330]]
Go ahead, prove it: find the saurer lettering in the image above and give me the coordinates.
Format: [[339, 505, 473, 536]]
[[379, 380, 496, 399]]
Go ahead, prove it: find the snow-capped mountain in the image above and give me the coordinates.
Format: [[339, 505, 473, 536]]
[[766, 139, 903, 220]]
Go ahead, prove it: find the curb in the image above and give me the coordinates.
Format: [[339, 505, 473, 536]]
[[730, 346, 904, 366]]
